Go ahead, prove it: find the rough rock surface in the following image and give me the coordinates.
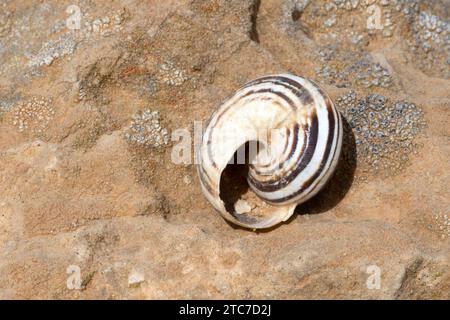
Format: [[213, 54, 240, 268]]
[[0, 0, 449, 299]]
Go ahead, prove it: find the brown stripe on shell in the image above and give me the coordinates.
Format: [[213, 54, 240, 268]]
[[300, 96, 342, 200], [250, 124, 296, 175], [247, 111, 318, 193], [268, 95, 339, 204], [243, 75, 314, 106]]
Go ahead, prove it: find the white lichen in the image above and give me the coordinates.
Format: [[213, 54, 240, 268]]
[[125, 110, 170, 148], [12, 97, 55, 134]]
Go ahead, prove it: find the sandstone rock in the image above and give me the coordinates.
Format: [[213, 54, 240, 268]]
[[0, 0, 448, 299]]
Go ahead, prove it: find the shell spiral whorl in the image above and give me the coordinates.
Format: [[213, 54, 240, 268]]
[[198, 74, 343, 229]]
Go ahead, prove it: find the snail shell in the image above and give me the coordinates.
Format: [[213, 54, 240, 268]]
[[197, 74, 343, 229]]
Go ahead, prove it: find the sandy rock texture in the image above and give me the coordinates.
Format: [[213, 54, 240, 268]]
[[0, 0, 449, 299]]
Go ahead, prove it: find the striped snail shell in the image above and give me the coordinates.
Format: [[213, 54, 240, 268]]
[[197, 74, 343, 229]]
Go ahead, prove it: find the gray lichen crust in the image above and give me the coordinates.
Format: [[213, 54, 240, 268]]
[[125, 110, 170, 148], [337, 90, 426, 179]]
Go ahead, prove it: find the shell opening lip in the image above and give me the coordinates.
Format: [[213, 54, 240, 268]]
[[218, 140, 293, 228], [219, 140, 260, 224]]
